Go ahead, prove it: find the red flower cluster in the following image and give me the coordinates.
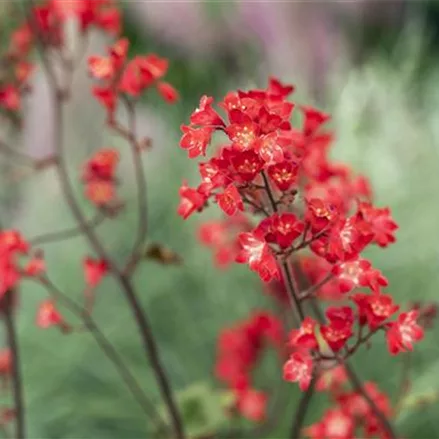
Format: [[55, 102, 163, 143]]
[[50, 0, 121, 35], [1, 0, 122, 114], [88, 38, 178, 120], [0, 231, 46, 297], [82, 148, 120, 206], [1, 28, 33, 113], [179, 78, 424, 426], [306, 366, 393, 439], [215, 311, 284, 421]]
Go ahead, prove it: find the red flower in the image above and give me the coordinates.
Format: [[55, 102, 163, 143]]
[[305, 408, 354, 439], [0, 85, 20, 111], [268, 213, 304, 249], [88, 55, 114, 80], [36, 300, 63, 329], [283, 351, 313, 390], [332, 258, 388, 294], [139, 54, 168, 80], [157, 81, 179, 104], [301, 106, 330, 137], [177, 183, 206, 219], [254, 132, 284, 164], [267, 77, 295, 98], [267, 160, 298, 191], [83, 257, 109, 287], [230, 150, 263, 182], [85, 180, 115, 206], [352, 292, 399, 329], [82, 148, 119, 206], [92, 86, 117, 116], [324, 216, 373, 262], [358, 202, 398, 248], [288, 317, 318, 349], [226, 111, 258, 151], [118, 57, 151, 97], [24, 255, 45, 277], [306, 198, 339, 232], [83, 148, 119, 181], [236, 232, 279, 282], [320, 306, 354, 352], [236, 389, 267, 422], [190, 95, 225, 127], [386, 310, 424, 355], [216, 184, 244, 216], [180, 125, 213, 158]]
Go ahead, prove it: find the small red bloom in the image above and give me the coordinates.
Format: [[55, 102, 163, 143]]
[[288, 317, 318, 349], [230, 150, 264, 182], [254, 132, 284, 164], [36, 300, 63, 329], [139, 54, 168, 80], [283, 351, 313, 391], [358, 202, 398, 248], [85, 180, 115, 205], [332, 258, 388, 294], [190, 95, 225, 127], [267, 77, 295, 99], [305, 408, 354, 439], [24, 255, 45, 277], [92, 86, 117, 116], [324, 216, 374, 262], [226, 111, 258, 151], [386, 310, 424, 355], [157, 81, 179, 104], [83, 148, 119, 181], [180, 125, 213, 158], [236, 389, 267, 422], [88, 55, 114, 80], [236, 232, 279, 282], [269, 213, 304, 249], [267, 160, 298, 191], [177, 183, 207, 219], [83, 257, 109, 287], [352, 292, 399, 329], [216, 184, 244, 216], [301, 106, 330, 137], [0, 85, 20, 111], [306, 198, 339, 232]]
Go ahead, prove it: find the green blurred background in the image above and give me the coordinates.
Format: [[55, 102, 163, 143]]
[[2, 1, 439, 437]]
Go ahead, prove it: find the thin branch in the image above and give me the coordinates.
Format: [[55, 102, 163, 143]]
[[27, 6, 185, 436], [124, 99, 149, 254], [35, 276, 168, 436], [27, 213, 105, 246], [298, 273, 334, 301], [261, 171, 278, 214], [290, 376, 316, 439], [28, 213, 105, 246], [343, 360, 397, 439], [2, 292, 25, 439]]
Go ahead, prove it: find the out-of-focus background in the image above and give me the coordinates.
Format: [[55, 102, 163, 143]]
[[2, 1, 439, 438]]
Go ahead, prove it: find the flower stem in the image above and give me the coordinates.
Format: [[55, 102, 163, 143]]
[[3, 292, 25, 439]]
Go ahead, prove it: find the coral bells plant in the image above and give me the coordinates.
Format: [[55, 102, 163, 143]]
[[0, 1, 187, 439], [179, 79, 429, 438]]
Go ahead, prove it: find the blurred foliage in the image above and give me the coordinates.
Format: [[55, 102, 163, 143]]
[[0, 3, 439, 439]]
